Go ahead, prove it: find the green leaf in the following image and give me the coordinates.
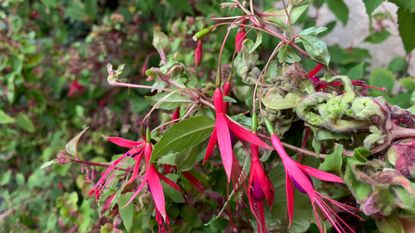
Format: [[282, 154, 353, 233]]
[[399, 77, 415, 91], [369, 68, 395, 95], [16, 113, 35, 133], [353, 147, 370, 162], [298, 26, 327, 36], [375, 215, 405, 233], [363, 0, 384, 15], [175, 145, 202, 172], [364, 29, 391, 43], [0, 109, 15, 124], [397, 8, 415, 53], [290, 4, 309, 23], [166, 0, 194, 14], [152, 28, 169, 53], [118, 193, 134, 232], [0, 170, 11, 186], [346, 62, 366, 80], [319, 144, 343, 173], [249, 31, 262, 53], [277, 44, 301, 63], [295, 35, 330, 65], [145, 92, 192, 110], [326, 0, 349, 25], [152, 116, 214, 161], [40, 160, 56, 169], [65, 127, 89, 158], [390, 0, 415, 13], [388, 56, 408, 73]]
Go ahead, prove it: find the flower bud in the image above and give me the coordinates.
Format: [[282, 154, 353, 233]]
[[194, 40, 203, 66], [192, 28, 212, 41], [235, 28, 246, 53]]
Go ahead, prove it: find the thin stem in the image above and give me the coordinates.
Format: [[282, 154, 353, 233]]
[[70, 158, 129, 171], [216, 19, 239, 87], [109, 81, 169, 91], [252, 42, 281, 116]]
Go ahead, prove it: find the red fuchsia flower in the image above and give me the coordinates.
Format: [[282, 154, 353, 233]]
[[89, 136, 181, 233], [248, 142, 274, 233], [264, 120, 362, 233], [235, 27, 246, 53], [194, 40, 203, 66], [203, 87, 272, 182], [89, 136, 144, 199], [68, 80, 85, 97]]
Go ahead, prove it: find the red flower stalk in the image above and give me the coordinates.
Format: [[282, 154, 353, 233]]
[[68, 80, 85, 97], [265, 121, 361, 233], [203, 88, 271, 182], [248, 143, 274, 233], [194, 40, 203, 66], [235, 28, 246, 53], [89, 136, 181, 233]]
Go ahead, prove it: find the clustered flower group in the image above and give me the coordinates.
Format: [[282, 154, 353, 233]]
[[89, 25, 362, 233]]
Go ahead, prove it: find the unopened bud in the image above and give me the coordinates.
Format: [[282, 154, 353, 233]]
[[192, 28, 212, 41], [56, 150, 70, 164], [194, 40, 203, 66], [235, 28, 246, 53]]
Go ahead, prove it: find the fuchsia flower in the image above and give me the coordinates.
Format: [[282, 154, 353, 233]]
[[89, 136, 181, 233], [248, 143, 274, 233], [68, 80, 85, 97], [203, 86, 271, 182], [235, 28, 246, 53], [265, 123, 362, 233], [194, 40, 203, 66]]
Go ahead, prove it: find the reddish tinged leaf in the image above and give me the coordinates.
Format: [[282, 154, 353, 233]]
[[203, 128, 217, 163], [215, 114, 234, 182], [106, 136, 143, 148], [286, 173, 294, 226], [194, 40, 203, 66], [227, 118, 271, 150], [298, 163, 344, 183], [147, 165, 167, 221]]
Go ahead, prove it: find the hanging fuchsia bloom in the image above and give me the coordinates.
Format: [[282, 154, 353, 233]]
[[235, 28, 246, 53], [194, 40, 203, 66], [203, 87, 271, 182], [68, 80, 85, 97], [248, 143, 274, 233], [89, 136, 181, 233], [265, 121, 361, 233], [89, 136, 144, 199]]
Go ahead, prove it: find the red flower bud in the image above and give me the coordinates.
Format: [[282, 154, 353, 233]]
[[194, 40, 203, 66], [235, 28, 246, 53], [172, 107, 180, 121], [68, 80, 84, 97]]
